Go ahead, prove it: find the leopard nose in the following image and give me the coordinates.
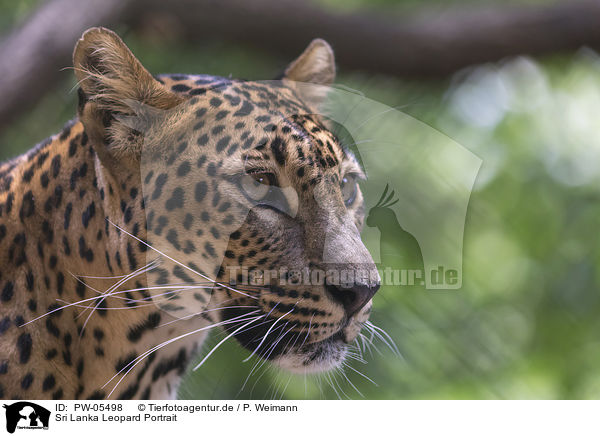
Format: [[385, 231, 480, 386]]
[[327, 283, 380, 318]]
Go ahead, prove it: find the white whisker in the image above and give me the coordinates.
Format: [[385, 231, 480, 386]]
[[340, 363, 365, 398], [104, 311, 261, 398], [366, 321, 401, 357], [345, 363, 378, 386], [193, 315, 264, 371], [157, 305, 258, 328], [78, 260, 161, 335], [242, 303, 298, 362], [107, 219, 257, 300]]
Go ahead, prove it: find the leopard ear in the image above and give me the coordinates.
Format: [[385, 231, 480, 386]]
[[73, 27, 183, 155], [284, 39, 336, 85], [283, 39, 335, 106]]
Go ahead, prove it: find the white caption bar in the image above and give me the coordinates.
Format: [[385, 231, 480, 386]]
[[1, 400, 597, 436]]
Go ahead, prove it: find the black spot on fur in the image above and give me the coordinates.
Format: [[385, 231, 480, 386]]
[[21, 373, 34, 390], [195, 181, 207, 202], [19, 191, 35, 221], [87, 390, 106, 400], [51, 155, 61, 178], [0, 317, 10, 335], [116, 352, 138, 373], [177, 161, 191, 177], [152, 173, 168, 200], [42, 374, 56, 391], [171, 84, 191, 92], [216, 136, 231, 153], [151, 348, 188, 381], [64, 203, 72, 229], [1, 282, 13, 302], [197, 134, 209, 146], [165, 188, 184, 210], [82, 202, 96, 228], [126, 312, 161, 343], [16, 333, 32, 364]]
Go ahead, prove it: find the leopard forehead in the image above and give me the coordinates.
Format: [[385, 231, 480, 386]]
[[137, 73, 364, 227], [147, 74, 360, 173]]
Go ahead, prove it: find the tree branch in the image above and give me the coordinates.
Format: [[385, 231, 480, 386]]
[[0, 0, 133, 132], [2, 0, 600, 132], [137, 0, 600, 76]]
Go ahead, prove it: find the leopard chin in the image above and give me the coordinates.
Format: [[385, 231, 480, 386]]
[[222, 302, 370, 374], [274, 312, 369, 373], [273, 330, 350, 374]]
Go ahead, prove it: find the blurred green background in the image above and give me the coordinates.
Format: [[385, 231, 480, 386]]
[[3, 0, 600, 399]]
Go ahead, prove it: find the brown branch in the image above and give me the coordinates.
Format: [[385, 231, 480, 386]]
[[0, 0, 133, 132], [2, 0, 600, 132], [137, 0, 600, 76]]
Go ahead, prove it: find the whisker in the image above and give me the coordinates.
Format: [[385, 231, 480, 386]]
[[366, 321, 401, 357], [79, 260, 162, 335], [56, 299, 156, 311], [238, 324, 286, 394], [242, 322, 295, 396], [158, 305, 258, 328], [193, 315, 265, 371], [324, 371, 343, 399], [22, 282, 228, 327], [345, 350, 368, 365], [242, 303, 299, 362], [75, 258, 160, 280], [249, 360, 274, 398], [352, 104, 411, 134], [335, 369, 352, 400], [104, 311, 262, 398], [299, 314, 314, 348], [345, 364, 378, 386], [339, 363, 364, 398], [277, 373, 293, 400], [107, 219, 258, 300]]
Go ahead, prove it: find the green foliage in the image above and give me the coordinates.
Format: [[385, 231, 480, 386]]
[[0, 0, 39, 33], [187, 49, 600, 400]]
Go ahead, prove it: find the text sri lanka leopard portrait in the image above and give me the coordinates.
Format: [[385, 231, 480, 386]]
[[0, 27, 389, 400]]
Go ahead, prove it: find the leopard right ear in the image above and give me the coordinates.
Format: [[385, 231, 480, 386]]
[[283, 39, 336, 107], [73, 27, 183, 156], [284, 39, 335, 86]]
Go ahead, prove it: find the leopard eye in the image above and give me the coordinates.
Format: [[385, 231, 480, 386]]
[[240, 173, 272, 201], [341, 174, 358, 206]]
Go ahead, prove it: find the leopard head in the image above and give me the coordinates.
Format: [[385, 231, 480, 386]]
[[73, 28, 380, 374]]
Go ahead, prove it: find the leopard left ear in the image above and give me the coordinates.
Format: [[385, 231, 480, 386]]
[[73, 27, 183, 158], [283, 39, 336, 105]]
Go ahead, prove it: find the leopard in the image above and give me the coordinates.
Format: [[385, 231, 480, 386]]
[[0, 27, 380, 400]]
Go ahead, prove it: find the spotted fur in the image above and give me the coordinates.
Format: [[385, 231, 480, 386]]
[[0, 28, 379, 400]]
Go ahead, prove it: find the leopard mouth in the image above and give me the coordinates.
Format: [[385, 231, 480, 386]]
[[275, 329, 350, 374], [222, 306, 354, 373]]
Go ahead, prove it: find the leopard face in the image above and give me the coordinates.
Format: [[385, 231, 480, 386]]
[[120, 80, 378, 370], [88, 46, 382, 373], [0, 28, 380, 401], [74, 29, 380, 374]]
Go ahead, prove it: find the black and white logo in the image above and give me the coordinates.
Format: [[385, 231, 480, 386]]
[[2, 402, 50, 434]]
